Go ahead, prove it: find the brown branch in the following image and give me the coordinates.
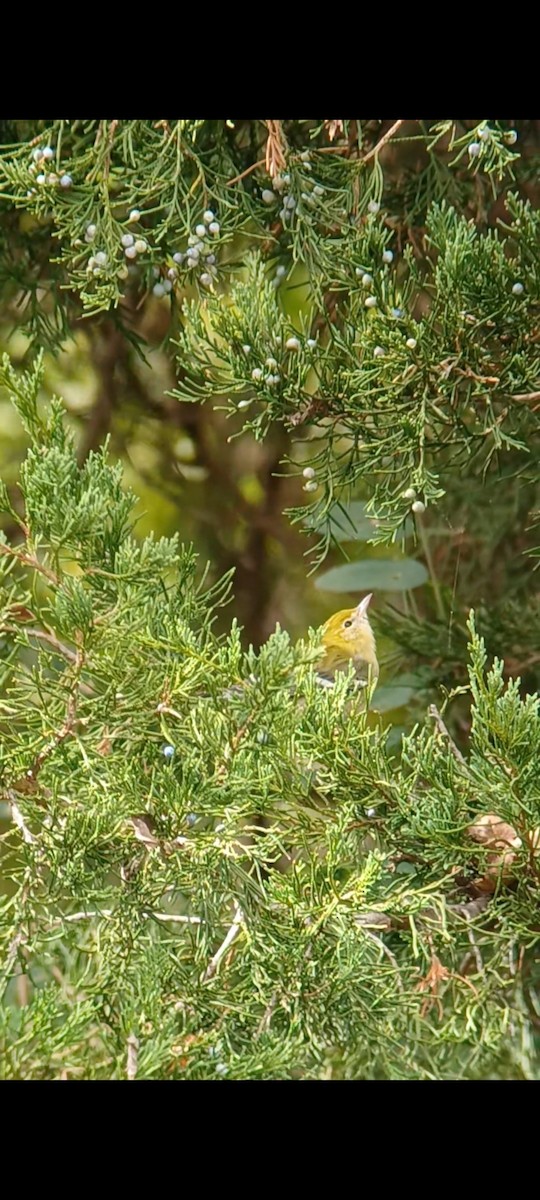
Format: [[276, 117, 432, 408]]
[[215, 715, 258, 781], [0, 543, 59, 585], [504, 651, 540, 674], [461, 925, 486, 978], [324, 120, 344, 143], [127, 815, 192, 857], [2, 624, 77, 665], [428, 704, 468, 768], [316, 145, 358, 156], [360, 119, 404, 165], [355, 894, 492, 935], [226, 158, 266, 187], [511, 390, 540, 410], [287, 395, 337, 428], [102, 120, 118, 180], [454, 367, 500, 385], [3, 925, 27, 982], [264, 120, 288, 179], [225, 122, 403, 188], [1, 623, 96, 698]]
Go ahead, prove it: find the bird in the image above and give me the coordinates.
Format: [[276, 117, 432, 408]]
[[317, 593, 379, 690], [218, 594, 378, 705]]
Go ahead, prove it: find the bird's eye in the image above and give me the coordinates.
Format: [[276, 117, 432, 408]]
[[343, 619, 353, 628]]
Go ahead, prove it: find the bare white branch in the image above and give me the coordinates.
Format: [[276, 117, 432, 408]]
[[59, 909, 202, 925], [127, 1033, 139, 1081], [8, 794, 36, 844], [203, 902, 244, 981]]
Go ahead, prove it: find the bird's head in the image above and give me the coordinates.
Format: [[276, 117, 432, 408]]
[[320, 594, 377, 664]]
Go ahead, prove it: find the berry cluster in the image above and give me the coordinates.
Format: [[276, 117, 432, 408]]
[[260, 153, 326, 228], [84, 212, 147, 280], [168, 210, 220, 291], [469, 126, 518, 158], [243, 329, 317, 404], [81, 207, 223, 296], [302, 465, 318, 494], [356, 239, 396, 312], [28, 144, 73, 192], [370, 330, 418, 360], [403, 486, 425, 514]]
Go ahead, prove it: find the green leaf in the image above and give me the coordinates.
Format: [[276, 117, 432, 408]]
[[315, 559, 429, 593], [371, 685, 414, 713]]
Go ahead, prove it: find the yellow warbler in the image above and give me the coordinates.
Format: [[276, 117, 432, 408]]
[[318, 593, 378, 688]]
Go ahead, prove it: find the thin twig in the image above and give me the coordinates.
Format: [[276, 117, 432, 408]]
[[256, 991, 278, 1036], [7, 794, 36, 844], [511, 390, 540, 410], [0, 543, 59, 584], [94, 119, 119, 183], [360, 119, 404, 165], [1, 625, 95, 698], [60, 909, 202, 925], [355, 893, 492, 935], [315, 145, 358, 156], [428, 704, 468, 768], [465, 925, 486, 978], [226, 158, 265, 187], [355, 911, 394, 931], [2, 876, 32, 983], [362, 929, 405, 992], [21, 626, 80, 664], [454, 366, 500, 385], [203, 903, 244, 981], [127, 816, 192, 856], [126, 1033, 139, 1081], [287, 395, 335, 428], [4, 930, 25, 980], [8, 806, 35, 844], [148, 910, 201, 925]]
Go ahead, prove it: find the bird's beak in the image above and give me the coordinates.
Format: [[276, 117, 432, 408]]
[[356, 593, 373, 618]]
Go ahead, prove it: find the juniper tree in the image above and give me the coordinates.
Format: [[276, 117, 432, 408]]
[[0, 120, 539, 1079], [0, 120, 538, 675], [0, 355, 539, 1079]]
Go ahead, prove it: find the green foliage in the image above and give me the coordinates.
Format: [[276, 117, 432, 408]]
[[0, 120, 538, 558], [0, 120, 539, 1080], [0, 362, 539, 1080]]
